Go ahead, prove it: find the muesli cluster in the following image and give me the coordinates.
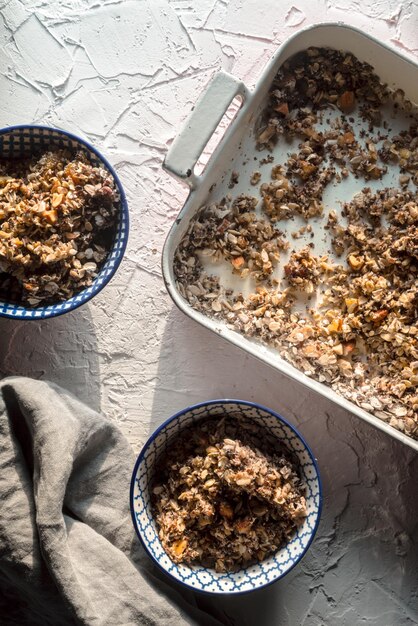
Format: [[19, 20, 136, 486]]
[[0, 150, 119, 306], [152, 416, 306, 572], [174, 47, 418, 439]]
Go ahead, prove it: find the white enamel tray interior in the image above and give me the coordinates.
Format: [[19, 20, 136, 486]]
[[162, 24, 418, 451]]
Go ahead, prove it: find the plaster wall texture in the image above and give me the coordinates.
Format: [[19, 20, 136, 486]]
[[0, 1, 417, 624]]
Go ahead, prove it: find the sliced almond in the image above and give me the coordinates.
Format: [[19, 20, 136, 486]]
[[51, 193, 63, 208]]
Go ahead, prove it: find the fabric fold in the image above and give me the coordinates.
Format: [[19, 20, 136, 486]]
[[0, 377, 222, 626]]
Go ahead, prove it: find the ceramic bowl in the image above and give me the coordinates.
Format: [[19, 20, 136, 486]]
[[0, 124, 129, 320], [130, 399, 322, 595]]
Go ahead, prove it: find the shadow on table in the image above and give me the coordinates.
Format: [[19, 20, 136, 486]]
[[148, 305, 325, 430], [0, 304, 101, 413], [149, 305, 418, 626]]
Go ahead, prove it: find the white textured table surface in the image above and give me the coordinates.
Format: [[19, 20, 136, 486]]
[[0, 2, 417, 625]]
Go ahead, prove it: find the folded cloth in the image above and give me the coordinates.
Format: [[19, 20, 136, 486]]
[[0, 377, 223, 626]]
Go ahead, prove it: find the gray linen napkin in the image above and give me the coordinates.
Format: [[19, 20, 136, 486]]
[[0, 377, 223, 626]]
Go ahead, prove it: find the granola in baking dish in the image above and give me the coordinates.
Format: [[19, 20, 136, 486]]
[[174, 48, 418, 439], [0, 149, 119, 306], [152, 416, 307, 572]]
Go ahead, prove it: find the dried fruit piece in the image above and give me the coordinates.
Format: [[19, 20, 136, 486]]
[[152, 417, 307, 572], [275, 102, 289, 116], [337, 91, 356, 113], [173, 539, 188, 557], [42, 209, 58, 224], [328, 318, 343, 333], [231, 256, 245, 270]]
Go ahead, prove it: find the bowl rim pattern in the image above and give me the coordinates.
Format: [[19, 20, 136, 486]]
[[0, 124, 129, 320], [130, 398, 322, 595]]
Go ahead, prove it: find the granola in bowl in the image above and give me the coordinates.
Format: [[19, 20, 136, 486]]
[[152, 416, 307, 572], [0, 149, 119, 307], [131, 400, 321, 594]]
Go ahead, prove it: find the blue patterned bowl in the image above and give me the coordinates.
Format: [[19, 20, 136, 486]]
[[130, 400, 322, 595], [0, 125, 129, 319]]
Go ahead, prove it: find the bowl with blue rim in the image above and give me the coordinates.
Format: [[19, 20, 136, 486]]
[[0, 125, 129, 320], [130, 399, 322, 595]]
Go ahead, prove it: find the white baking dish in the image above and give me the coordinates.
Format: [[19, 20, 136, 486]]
[[162, 23, 418, 451]]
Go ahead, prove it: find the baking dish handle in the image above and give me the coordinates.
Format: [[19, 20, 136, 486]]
[[163, 71, 249, 187]]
